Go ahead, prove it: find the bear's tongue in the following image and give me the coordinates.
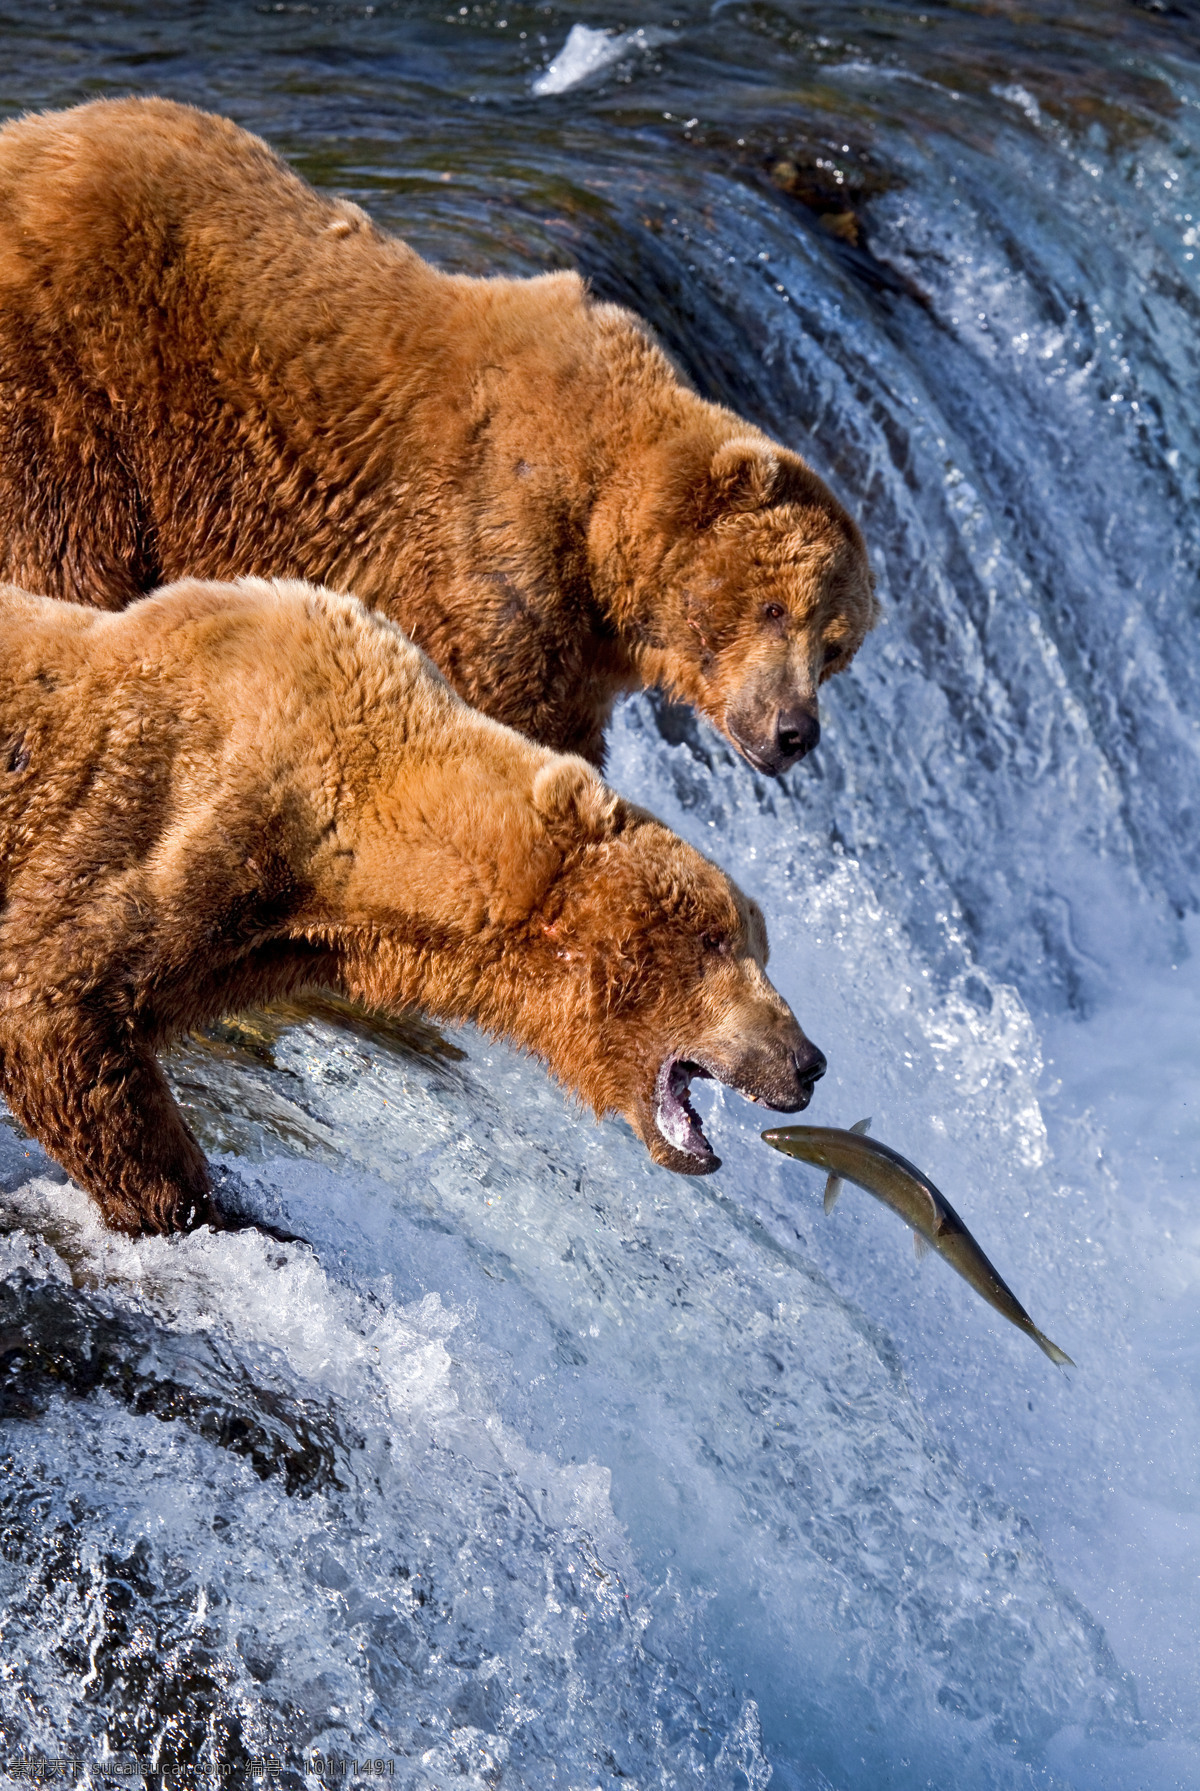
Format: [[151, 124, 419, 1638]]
[[654, 1057, 715, 1161]]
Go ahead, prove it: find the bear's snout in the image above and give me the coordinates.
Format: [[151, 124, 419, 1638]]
[[774, 703, 821, 770], [727, 1027, 825, 1114], [725, 697, 821, 777], [789, 1038, 827, 1105]]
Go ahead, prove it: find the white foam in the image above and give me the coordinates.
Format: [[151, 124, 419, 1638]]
[[531, 23, 674, 97]]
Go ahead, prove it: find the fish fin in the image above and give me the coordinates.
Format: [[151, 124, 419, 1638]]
[[1035, 1331, 1076, 1369], [823, 1119, 869, 1210], [912, 1231, 933, 1262]]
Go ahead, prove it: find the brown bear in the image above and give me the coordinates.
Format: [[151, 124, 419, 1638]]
[[0, 97, 876, 776], [0, 576, 825, 1236]]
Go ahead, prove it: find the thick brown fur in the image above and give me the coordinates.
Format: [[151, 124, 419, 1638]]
[[0, 98, 877, 776], [0, 577, 824, 1235]]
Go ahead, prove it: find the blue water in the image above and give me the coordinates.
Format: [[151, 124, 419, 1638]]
[[1, 4, 1198, 1786]]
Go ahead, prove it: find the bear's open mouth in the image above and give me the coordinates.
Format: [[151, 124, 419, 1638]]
[[654, 1056, 717, 1164]]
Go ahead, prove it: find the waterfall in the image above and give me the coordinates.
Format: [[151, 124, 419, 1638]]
[[1, 5, 1198, 1786]]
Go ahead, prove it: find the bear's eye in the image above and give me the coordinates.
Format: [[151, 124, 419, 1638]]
[[823, 643, 841, 667], [702, 932, 731, 956], [762, 603, 787, 625]]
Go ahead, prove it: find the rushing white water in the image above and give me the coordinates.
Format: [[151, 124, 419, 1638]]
[[1, 3, 1199, 1787], [530, 24, 674, 97]]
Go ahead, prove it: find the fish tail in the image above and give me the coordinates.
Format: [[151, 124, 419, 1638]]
[[1033, 1330, 1075, 1368]]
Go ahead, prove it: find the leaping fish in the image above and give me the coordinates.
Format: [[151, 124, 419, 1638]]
[[761, 1119, 1074, 1367]]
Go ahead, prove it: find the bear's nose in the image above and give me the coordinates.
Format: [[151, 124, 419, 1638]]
[[792, 1040, 827, 1093], [775, 705, 820, 766]]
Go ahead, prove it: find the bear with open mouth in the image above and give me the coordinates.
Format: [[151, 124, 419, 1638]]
[[0, 576, 825, 1235], [0, 97, 877, 777]]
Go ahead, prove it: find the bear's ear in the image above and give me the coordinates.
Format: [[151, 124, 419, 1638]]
[[532, 758, 620, 841], [695, 438, 780, 525]]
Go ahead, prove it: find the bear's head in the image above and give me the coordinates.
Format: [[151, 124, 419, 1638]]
[[529, 763, 825, 1174], [607, 432, 877, 777]]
